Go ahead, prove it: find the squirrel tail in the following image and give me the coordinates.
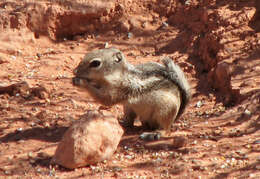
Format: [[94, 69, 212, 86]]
[[162, 57, 191, 120]]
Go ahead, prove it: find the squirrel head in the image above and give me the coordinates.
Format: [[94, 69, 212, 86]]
[[72, 48, 129, 103]]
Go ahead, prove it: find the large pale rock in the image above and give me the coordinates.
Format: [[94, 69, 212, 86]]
[[52, 110, 124, 169]]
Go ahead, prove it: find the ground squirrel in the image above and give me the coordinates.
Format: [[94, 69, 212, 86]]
[[72, 48, 191, 139]]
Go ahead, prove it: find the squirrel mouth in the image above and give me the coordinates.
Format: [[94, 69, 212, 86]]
[[72, 77, 101, 89], [72, 77, 91, 86]]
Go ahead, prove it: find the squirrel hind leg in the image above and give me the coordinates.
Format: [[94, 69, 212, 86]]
[[141, 120, 160, 130], [139, 107, 178, 141]]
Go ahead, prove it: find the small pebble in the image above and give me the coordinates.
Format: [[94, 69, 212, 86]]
[[29, 159, 36, 164], [48, 170, 55, 177], [10, 55, 16, 60], [127, 32, 133, 39], [28, 152, 33, 158], [185, 0, 191, 5], [8, 155, 13, 161], [104, 42, 109, 48], [142, 22, 147, 28], [244, 109, 251, 115], [125, 155, 134, 160], [4, 170, 11, 175], [162, 22, 169, 27], [249, 173, 255, 178], [253, 140, 260, 144], [30, 122, 36, 127], [36, 53, 42, 58], [44, 122, 50, 127], [220, 164, 226, 169], [192, 140, 197, 145], [18, 139, 25, 143], [196, 101, 203, 108]]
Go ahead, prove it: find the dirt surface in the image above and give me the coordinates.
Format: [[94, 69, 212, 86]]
[[0, 0, 260, 178]]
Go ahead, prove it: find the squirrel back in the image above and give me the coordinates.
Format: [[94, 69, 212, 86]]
[[161, 57, 191, 120], [132, 57, 191, 120]]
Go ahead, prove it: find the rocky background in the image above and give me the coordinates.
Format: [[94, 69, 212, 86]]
[[0, 0, 259, 178]]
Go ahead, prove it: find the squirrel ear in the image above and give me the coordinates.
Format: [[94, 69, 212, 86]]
[[115, 52, 123, 63]]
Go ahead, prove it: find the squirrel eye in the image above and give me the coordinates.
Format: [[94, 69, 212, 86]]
[[115, 52, 123, 63], [89, 60, 101, 68]]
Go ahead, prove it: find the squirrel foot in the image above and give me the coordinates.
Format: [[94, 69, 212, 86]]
[[139, 132, 161, 141]]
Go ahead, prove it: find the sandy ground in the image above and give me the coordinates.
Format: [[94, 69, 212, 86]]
[[0, 0, 260, 178]]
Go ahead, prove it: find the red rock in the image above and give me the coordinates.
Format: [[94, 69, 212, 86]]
[[52, 110, 124, 169]]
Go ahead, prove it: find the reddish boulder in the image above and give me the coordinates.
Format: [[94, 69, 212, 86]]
[[52, 110, 124, 169]]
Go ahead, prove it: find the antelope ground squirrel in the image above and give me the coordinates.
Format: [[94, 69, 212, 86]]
[[72, 48, 191, 140]]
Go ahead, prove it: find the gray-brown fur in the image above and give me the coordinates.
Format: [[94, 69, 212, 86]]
[[72, 48, 191, 131]]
